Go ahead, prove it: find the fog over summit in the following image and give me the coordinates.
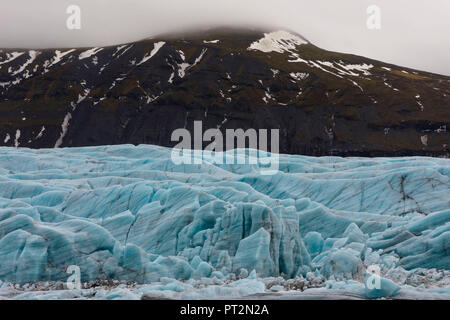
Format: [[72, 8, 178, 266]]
[[0, 0, 449, 75]]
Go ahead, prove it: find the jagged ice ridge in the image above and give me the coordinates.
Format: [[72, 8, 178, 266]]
[[0, 144, 449, 299]]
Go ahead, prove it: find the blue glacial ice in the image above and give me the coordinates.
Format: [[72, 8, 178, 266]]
[[0, 144, 449, 299]]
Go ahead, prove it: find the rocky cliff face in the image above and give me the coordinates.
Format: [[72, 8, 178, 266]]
[[0, 28, 449, 156]]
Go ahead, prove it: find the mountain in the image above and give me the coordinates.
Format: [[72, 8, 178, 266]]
[[0, 28, 449, 156]]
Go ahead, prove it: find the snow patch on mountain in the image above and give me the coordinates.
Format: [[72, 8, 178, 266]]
[[338, 62, 373, 76], [14, 130, 20, 148], [177, 48, 207, 78], [248, 31, 308, 53], [79, 47, 103, 60], [11, 51, 39, 76], [45, 49, 75, 71], [290, 72, 309, 81], [35, 127, 45, 140], [0, 52, 24, 66], [54, 113, 72, 148], [136, 42, 165, 66]]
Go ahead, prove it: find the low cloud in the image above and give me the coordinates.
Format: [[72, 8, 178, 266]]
[[1, 0, 449, 75]]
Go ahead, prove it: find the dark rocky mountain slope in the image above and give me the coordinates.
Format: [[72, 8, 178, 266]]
[[0, 28, 449, 156]]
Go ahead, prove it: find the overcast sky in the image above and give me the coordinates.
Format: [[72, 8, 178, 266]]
[[1, 0, 449, 75]]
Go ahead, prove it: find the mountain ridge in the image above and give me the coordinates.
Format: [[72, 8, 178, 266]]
[[0, 28, 449, 156]]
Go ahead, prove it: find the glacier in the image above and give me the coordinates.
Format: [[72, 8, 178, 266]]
[[0, 144, 449, 300]]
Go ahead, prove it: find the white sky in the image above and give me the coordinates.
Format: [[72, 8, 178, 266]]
[[1, 0, 449, 75]]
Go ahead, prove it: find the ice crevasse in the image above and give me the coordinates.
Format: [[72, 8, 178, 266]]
[[0, 144, 449, 297]]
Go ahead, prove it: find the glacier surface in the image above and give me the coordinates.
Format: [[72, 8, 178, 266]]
[[0, 144, 449, 299]]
